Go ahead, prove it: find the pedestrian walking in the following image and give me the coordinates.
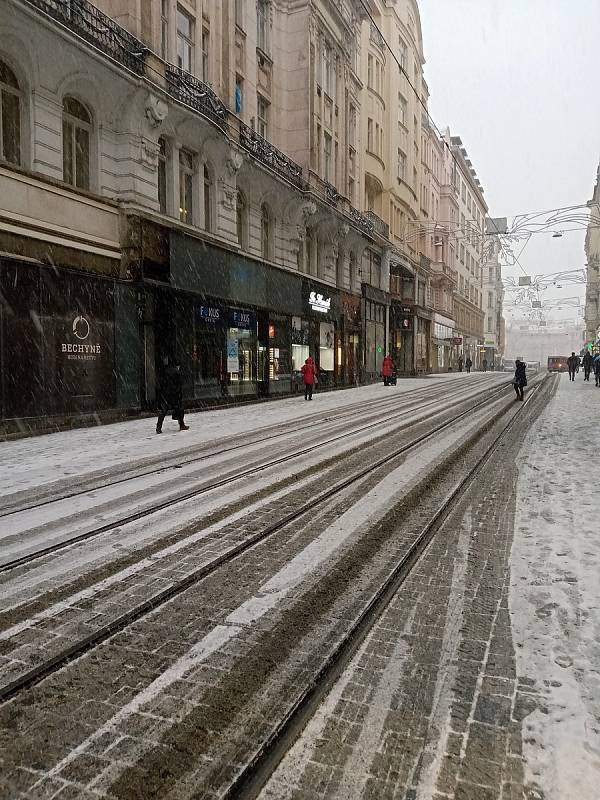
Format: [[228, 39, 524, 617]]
[[458, 356, 464, 372], [594, 353, 600, 387], [567, 352, 578, 382], [156, 358, 189, 434], [513, 359, 527, 401], [381, 355, 394, 386], [465, 357, 472, 374], [582, 351, 593, 381], [301, 356, 317, 400], [482, 358, 488, 372]]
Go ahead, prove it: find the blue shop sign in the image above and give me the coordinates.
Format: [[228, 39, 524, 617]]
[[228, 308, 256, 330], [197, 304, 222, 323]]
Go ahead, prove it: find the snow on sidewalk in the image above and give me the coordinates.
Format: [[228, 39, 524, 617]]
[[0, 374, 472, 498], [510, 374, 600, 799]]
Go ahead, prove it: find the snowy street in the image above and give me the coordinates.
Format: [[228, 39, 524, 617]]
[[1, 373, 599, 800]]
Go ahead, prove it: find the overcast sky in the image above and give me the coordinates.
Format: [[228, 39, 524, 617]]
[[418, 0, 600, 327]]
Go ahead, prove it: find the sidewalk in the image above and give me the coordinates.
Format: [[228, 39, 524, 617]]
[[510, 373, 600, 799]]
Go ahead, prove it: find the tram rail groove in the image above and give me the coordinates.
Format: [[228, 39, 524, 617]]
[[0, 377, 523, 705], [0, 378, 473, 518], [223, 375, 550, 800], [0, 379, 512, 574]]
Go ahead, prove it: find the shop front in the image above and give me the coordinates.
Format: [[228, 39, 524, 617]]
[[390, 302, 414, 375], [339, 292, 362, 386], [0, 256, 139, 421], [295, 280, 340, 388], [432, 313, 456, 372], [140, 233, 303, 406], [363, 284, 390, 382]]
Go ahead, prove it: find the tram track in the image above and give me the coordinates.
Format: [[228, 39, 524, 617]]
[[0, 377, 520, 705], [0, 377, 510, 573], [0, 377, 476, 517], [222, 375, 551, 800]]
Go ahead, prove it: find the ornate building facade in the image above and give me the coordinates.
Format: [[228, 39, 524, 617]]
[[584, 163, 600, 349]]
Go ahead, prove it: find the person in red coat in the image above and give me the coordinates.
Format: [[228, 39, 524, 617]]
[[381, 355, 394, 386], [301, 356, 317, 400]]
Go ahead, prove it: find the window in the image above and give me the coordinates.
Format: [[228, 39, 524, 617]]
[[261, 203, 271, 260], [62, 97, 91, 190], [367, 118, 373, 152], [257, 94, 269, 138], [158, 136, 168, 214], [398, 37, 407, 71], [203, 163, 212, 231], [367, 54, 373, 89], [398, 148, 406, 181], [257, 0, 269, 54], [0, 60, 21, 166], [235, 74, 243, 114], [461, 181, 466, 202], [348, 176, 355, 203], [177, 7, 194, 73], [160, 0, 169, 59], [179, 148, 195, 224], [236, 190, 247, 248], [487, 316, 493, 333], [398, 93, 407, 127], [488, 291, 493, 309], [460, 244, 465, 264], [349, 104, 356, 147], [235, 0, 244, 29], [201, 27, 209, 82], [323, 41, 332, 96], [324, 133, 332, 181]]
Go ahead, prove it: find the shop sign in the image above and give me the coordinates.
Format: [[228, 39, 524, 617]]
[[400, 306, 412, 314], [452, 337, 463, 345], [228, 308, 256, 329], [60, 315, 102, 361], [227, 337, 239, 372], [197, 304, 222, 323], [309, 291, 331, 314]]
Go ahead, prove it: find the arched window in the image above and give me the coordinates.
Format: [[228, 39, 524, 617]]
[[261, 203, 271, 260], [157, 136, 168, 214], [236, 190, 247, 249], [62, 96, 91, 190], [0, 60, 21, 166], [203, 163, 212, 231]]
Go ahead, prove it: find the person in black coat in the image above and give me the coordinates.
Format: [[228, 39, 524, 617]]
[[567, 352, 577, 382], [514, 359, 527, 401], [582, 351, 593, 381], [156, 358, 189, 433]]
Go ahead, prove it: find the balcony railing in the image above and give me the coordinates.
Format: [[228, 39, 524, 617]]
[[239, 123, 304, 188], [364, 211, 389, 239], [166, 65, 227, 129], [349, 207, 375, 237], [370, 22, 386, 51], [28, 0, 146, 74], [431, 261, 458, 284]]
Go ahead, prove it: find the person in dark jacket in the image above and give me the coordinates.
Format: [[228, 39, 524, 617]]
[[381, 355, 394, 386], [594, 354, 600, 387], [567, 352, 578, 382], [465, 357, 472, 374], [482, 358, 488, 372], [458, 356, 464, 372], [156, 358, 189, 433], [582, 351, 593, 381], [514, 359, 527, 400], [301, 356, 317, 400]]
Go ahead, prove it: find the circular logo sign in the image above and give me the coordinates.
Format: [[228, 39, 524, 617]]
[[73, 315, 90, 340]]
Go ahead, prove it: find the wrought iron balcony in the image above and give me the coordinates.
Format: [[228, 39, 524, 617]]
[[165, 65, 227, 129], [239, 123, 304, 188], [324, 182, 341, 205], [431, 261, 458, 284], [370, 22, 386, 51], [28, 0, 146, 74], [348, 207, 375, 237], [364, 210, 389, 239]]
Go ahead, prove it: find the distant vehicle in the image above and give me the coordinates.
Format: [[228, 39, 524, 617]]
[[503, 359, 516, 372], [547, 356, 568, 372], [526, 361, 541, 371]]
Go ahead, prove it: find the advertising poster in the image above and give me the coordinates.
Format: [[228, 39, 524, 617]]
[[227, 336, 239, 372]]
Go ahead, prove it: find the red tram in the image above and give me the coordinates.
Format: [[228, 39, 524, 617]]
[[547, 356, 568, 372]]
